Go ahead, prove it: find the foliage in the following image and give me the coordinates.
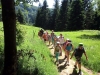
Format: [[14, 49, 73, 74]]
[[0, 10, 2, 21], [83, 0, 92, 10], [15, 3, 38, 25], [16, 9, 26, 24], [15, 0, 100, 31], [0, 23, 4, 74], [55, 0, 69, 31], [15, 0, 39, 6], [16, 22, 25, 46], [16, 25, 58, 75], [93, 11, 100, 30], [50, 0, 59, 30], [93, 0, 100, 30], [35, 8, 42, 27], [35, 0, 50, 29], [68, 0, 85, 31], [0, 22, 58, 75], [0, 26, 4, 74], [84, 1, 95, 29]]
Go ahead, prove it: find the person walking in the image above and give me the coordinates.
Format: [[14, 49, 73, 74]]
[[47, 33, 51, 45], [38, 29, 44, 39], [64, 41, 74, 66], [54, 42, 62, 66], [58, 34, 65, 56], [70, 43, 88, 75], [42, 32, 47, 42], [51, 30, 56, 48], [63, 38, 70, 60], [51, 30, 54, 44]]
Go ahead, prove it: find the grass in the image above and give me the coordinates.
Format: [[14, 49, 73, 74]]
[[54, 30, 100, 74], [17, 25, 59, 75], [0, 22, 58, 75], [0, 22, 100, 75]]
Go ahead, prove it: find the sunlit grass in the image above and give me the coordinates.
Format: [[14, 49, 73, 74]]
[[17, 25, 58, 75], [0, 22, 58, 75], [0, 22, 100, 74], [54, 30, 100, 73]]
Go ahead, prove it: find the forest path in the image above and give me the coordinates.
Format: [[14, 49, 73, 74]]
[[46, 43, 96, 75]]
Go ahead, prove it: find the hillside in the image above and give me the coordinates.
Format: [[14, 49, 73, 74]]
[[15, 3, 38, 24], [0, 22, 58, 75], [15, 3, 53, 25], [0, 22, 100, 75]]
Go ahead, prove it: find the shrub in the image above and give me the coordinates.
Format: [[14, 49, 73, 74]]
[[16, 22, 25, 46]]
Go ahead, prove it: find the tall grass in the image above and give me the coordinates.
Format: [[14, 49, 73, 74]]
[[0, 22, 4, 75], [18, 25, 58, 75], [0, 22, 58, 75]]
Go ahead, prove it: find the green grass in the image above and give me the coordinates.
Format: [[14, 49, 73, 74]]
[[17, 25, 58, 75], [0, 22, 4, 50], [0, 22, 58, 75], [54, 30, 100, 74], [0, 22, 100, 75]]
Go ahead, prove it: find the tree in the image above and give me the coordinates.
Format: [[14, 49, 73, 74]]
[[0, 4, 2, 21], [56, 0, 69, 31], [35, 8, 42, 27], [93, 0, 100, 30], [1, 0, 17, 75], [1, 0, 39, 75], [68, 0, 85, 30], [84, 1, 94, 29], [16, 0, 39, 5], [35, 0, 50, 29], [83, 0, 93, 10], [16, 9, 26, 24], [50, 0, 59, 30], [41, 0, 49, 29]]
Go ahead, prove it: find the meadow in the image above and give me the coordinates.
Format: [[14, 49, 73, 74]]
[[55, 30, 100, 73], [0, 22, 100, 75], [0, 22, 58, 75]]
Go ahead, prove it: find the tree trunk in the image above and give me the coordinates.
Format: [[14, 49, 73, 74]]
[[1, 0, 17, 75]]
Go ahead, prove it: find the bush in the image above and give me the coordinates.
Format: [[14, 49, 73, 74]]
[[16, 22, 25, 46]]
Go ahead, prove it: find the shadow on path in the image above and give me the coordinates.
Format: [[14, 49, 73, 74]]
[[59, 58, 66, 64], [58, 62, 67, 72], [69, 68, 78, 75]]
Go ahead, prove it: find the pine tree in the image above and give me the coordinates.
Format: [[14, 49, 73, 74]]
[[16, 9, 26, 24], [93, 0, 100, 30], [35, 0, 49, 29], [50, 0, 59, 30], [84, 1, 94, 29], [35, 8, 42, 27], [83, 0, 91, 9], [42, 0, 50, 29], [56, 0, 69, 31], [68, 0, 85, 30]]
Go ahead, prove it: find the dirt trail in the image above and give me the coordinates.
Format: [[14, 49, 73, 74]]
[[47, 44, 99, 75]]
